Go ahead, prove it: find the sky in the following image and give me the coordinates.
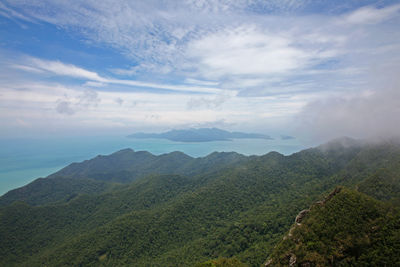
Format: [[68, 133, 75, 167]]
[[0, 0, 399, 142]]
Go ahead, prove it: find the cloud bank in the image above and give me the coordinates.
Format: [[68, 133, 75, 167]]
[[299, 88, 400, 141], [297, 59, 400, 142]]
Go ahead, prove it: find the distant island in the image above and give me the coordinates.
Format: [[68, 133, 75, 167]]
[[280, 135, 295, 140], [127, 128, 273, 142]]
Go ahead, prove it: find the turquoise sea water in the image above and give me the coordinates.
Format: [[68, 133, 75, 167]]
[[0, 136, 305, 196]]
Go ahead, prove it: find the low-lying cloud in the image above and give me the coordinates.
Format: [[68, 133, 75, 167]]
[[298, 87, 400, 141]]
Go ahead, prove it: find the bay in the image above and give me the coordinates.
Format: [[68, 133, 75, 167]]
[[0, 136, 305, 196]]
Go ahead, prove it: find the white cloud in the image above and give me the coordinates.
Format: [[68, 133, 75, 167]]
[[184, 78, 219, 87], [106, 78, 225, 94], [15, 57, 226, 94], [0, 0, 323, 76], [114, 97, 124, 106], [110, 63, 173, 76], [186, 94, 230, 110], [344, 4, 400, 25], [187, 26, 309, 78], [83, 81, 106, 87], [1, 1, 400, 138], [0, 76, 311, 136], [27, 58, 104, 81]]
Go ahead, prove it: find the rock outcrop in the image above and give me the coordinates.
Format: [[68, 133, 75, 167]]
[[264, 187, 343, 266], [295, 209, 309, 224]]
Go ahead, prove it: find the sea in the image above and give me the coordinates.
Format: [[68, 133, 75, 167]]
[[0, 136, 306, 196]]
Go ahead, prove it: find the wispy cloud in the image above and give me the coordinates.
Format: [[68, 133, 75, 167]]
[[1, 1, 400, 138], [0, 0, 342, 77], [0, 2, 36, 23], [28, 58, 104, 81], [0, 75, 309, 136], [14, 57, 226, 94], [343, 4, 400, 25]]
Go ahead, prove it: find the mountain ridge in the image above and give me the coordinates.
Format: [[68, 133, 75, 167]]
[[1, 138, 400, 266], [0, 149, 248, 206]]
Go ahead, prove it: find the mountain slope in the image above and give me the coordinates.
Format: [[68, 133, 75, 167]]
[[0, 149, 247, 206], [0, 174, 196, 266], [0, 177, 115, 206], [0, 141, 362, 266], [266, 187, 400, 266], [1, 139, 400, 266], [49, 149, 248, 182]]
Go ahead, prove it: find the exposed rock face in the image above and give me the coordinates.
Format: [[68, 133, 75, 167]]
[[263, 187, 344, 266], [295, 209, 310, 224], [324, 186, 342, 203], [289, 254, 297, 267], [264, 258, 273, 266]]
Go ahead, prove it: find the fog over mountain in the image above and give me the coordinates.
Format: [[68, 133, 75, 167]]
[[297, 56, 400, 143], [299, 87, 399, 141]]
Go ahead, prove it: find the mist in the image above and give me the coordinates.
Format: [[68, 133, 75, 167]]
[[298, 84, 400, 143]]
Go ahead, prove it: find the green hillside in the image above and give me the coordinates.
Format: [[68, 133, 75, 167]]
[[49, 149, 248, 182], [266, 187, 400, 266], [1, 138, 400, 266], [0, 149, 247, 206]]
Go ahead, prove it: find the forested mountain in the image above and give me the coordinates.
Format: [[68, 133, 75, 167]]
[[49, 148, 248, 182], [266, 187, 400, 266], [1, 138, 400, 266], [0, 149, 247, 206]]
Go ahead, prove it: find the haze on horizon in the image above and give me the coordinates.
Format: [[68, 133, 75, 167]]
[[0, 0, 399, 143]]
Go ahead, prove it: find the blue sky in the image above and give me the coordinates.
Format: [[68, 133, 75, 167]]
[[0, 0, 399, 141]]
